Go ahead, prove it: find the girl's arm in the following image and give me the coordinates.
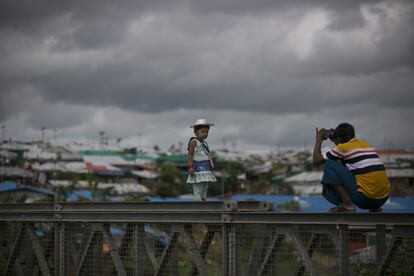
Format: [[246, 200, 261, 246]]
[[208, 153, 215, 169], [203, 141, 215, 169], [188, 140, 197, 175]]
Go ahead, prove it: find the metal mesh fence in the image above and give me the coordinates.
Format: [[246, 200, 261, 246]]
[[0, 221, 56, 275], [1, 210, 414, 275], [223, 224, 414, 276], [0, 222, 226, 275]]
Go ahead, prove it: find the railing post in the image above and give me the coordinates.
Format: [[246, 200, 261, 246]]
[[376, 225, 386, 266], [222, 224, 229, 276], [134, 223, 146, 276], [94, 226, 103, 275], [54, 222, 65, 276], [25, 224, 33, 276], [169, 225, 179, 276], [222, 222, 239, 276], [338, 224, 350, 276]]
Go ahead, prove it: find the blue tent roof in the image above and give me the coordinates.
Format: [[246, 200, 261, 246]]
[[0, 181, 53, 196], [65, 190, 119, 202], [66, 190, 93, 201]]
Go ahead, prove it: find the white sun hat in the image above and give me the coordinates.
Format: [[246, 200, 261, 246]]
[[189, 118, 215, 128]]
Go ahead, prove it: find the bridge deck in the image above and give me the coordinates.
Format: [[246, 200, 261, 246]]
[[0, 201, 413, 275]]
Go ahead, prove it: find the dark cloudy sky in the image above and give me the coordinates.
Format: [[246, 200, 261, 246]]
[[1, 0, 413, 150]]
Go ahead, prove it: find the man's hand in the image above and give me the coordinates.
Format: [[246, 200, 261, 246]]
[[316, 128, 327, 142], [313, 127, 326, 166]]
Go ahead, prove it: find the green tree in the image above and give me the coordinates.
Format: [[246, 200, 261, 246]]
[[210, 163, 243, 196], [52, 172, 79, 202], [157, 163, 188, 197], [294, 151, 313, 171], [86, 174, 113, 201]]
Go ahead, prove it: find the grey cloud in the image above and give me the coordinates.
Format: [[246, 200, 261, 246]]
[[3, 99, 413, 148], [1, 0, 413, 147], [326, 8, 366, 31], [187, 0, 376, 15], [0, 0, 181, 50]]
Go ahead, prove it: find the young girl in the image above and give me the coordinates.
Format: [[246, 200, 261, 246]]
[[187, 119, 217, 201]]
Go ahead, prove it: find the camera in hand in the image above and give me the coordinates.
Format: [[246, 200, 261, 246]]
[[324, 129, 336, 140]]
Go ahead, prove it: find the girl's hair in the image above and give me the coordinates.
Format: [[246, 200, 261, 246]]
[[194, 125, 210, 132], [188, 125, 211, 152]]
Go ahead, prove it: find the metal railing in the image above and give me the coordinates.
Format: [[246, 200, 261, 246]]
[[0, 201, 413, 275]]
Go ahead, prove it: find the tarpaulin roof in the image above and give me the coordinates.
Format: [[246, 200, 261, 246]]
[[0, 181, 53, 196], [0, 150, 17, 159], [82, 150, 157, 166], [284, 171, 324, 183], [50, 180, 149, 194], [0, 167, 33, 178], [131, 170, 159, 179]]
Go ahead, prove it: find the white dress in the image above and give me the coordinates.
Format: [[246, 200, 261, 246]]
[[186, 140, 217, 184]]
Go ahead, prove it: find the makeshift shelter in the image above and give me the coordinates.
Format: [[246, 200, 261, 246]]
[[0, 181, 53, 203]]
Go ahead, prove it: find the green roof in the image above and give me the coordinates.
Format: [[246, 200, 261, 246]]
[[124, 154, 157, 162], [81, 150, 157, 162], [82, 150, 121, 156], [160, 154, 188, 164]]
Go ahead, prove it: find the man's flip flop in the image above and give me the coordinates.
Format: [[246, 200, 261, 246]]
[[329, 205, 356, 213]]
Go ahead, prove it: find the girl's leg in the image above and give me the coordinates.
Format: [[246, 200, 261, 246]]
[[201, 182, 208, 201], [193, 183, 203, 201]]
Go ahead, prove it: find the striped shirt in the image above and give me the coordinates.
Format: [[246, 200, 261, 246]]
[[323, 138, 390, 199]]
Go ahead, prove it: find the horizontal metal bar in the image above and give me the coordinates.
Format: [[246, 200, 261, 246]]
[[224, 212, 414, 225], [0, 203, 53, 211], [0, 211, 222, 223], [0, 201, 272, 212], [53, 211, 223, 223], [0, 212, 54, 221], [55, 201, 272, 211], [1, 208, 413, 225]]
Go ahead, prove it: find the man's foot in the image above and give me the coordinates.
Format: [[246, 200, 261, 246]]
[[369, 207, 382, 213], [329, 205, 356, 213]]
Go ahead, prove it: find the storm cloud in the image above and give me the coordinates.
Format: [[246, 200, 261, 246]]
[[1, 0, 413, 149]]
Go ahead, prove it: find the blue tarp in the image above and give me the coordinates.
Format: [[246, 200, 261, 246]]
[[66, 190, 94, 201], [66, 190, 118, 202], [108, 225, 169, 246], [0, 181, 54, 196]]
